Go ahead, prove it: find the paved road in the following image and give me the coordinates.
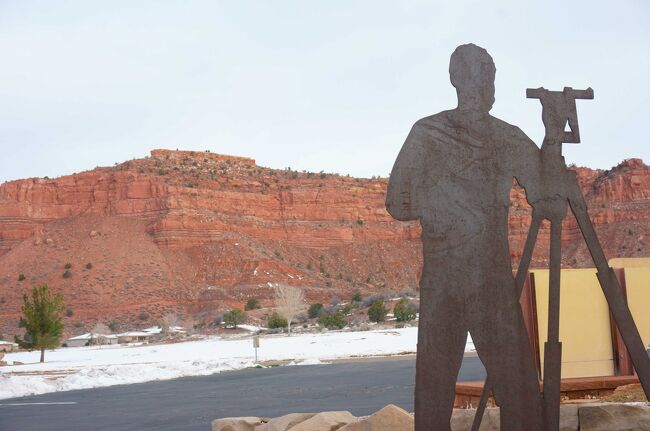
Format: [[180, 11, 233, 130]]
[[0, 355, 486, 431]]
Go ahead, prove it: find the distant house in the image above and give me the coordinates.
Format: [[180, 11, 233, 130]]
[[0, 340, 18, 352], [65, 333, 118, 347], [143, 326, 187, 336], [116, 331, 153, 344]]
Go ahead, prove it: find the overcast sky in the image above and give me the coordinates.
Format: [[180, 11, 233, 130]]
[[0, 1, 648, 183]]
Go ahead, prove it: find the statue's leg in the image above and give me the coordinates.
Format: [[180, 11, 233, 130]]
[[415, 285, 466, 431], [470, 280, 543, 431]]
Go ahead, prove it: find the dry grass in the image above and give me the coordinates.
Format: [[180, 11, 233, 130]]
[[601, 384, 648, 403]]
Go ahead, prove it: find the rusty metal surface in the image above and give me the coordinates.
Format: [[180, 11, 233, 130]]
[[385, 43, 650, 431], [386, 43, 544, 431]]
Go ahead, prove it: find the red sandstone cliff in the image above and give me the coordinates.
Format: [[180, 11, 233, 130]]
[[0, 150, 648, 335]]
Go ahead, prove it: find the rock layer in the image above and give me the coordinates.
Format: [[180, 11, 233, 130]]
[[1, 150, 649, 334]]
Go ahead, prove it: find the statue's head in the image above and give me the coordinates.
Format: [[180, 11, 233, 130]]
[[449, 44, 496, 113]]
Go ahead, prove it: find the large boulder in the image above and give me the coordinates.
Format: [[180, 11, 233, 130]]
[[450, 408, 500, 431], [449, 405, 578, 431], [339, 404, 413, 431], [558, 404, 579, 431], [288, 411, 357, 431], [212, 417, 263, 431], [579, 403, 650, 430], [254, 413, 315, 431]]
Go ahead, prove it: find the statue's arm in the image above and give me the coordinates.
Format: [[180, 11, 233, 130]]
[[510, 127, 544, 208], [386, 125, 423, 222]]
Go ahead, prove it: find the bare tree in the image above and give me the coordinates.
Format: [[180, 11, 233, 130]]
[[91, 323, 111, 346], [274, 284, 305, 336], [181, 316, 196, 335], [160, 313, 180, 335], [93, 323, 111, 334]]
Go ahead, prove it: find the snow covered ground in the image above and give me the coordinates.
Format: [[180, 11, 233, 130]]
[[0, 327, 475, 400]]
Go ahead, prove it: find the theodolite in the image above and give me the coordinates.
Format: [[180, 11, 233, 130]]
[[472, 87, 650, 431]]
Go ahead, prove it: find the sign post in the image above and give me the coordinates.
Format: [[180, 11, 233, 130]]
[[253, 335, 260, 363]]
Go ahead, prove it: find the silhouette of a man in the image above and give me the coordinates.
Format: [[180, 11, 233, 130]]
[[386, 44, 544, 430]]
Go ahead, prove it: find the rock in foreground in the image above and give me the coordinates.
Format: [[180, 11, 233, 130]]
[[212, 402, 650, 431]]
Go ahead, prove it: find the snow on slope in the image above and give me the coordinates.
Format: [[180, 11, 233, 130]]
[[0, 327, 475, 400]]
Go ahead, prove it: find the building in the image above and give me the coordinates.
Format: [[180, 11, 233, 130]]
[[65, 333, 118, 347], [0, 340, 18, 352], [143, 325, 187, 336], [116, 331, 153, 344]]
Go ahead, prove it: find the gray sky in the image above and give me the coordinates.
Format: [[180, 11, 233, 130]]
[[0, 1, 649, 183]]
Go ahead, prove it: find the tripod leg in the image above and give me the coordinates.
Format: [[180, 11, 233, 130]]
[[516, 213, 544, 297], [470, 375, 492, 431], [471, 214, 544, 431], [543, 219, 563, 431], [568, 195, 650, 398]]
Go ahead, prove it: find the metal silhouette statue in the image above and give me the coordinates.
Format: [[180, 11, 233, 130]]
[[385, 43, 650, 431]]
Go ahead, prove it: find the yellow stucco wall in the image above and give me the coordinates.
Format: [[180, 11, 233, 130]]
[[609, 257, 650, 268], [532, 268, 615, 378], [613, 265, 650, 351]]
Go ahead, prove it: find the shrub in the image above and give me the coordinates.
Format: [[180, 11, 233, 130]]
[[368, 300, 388, 323], [73, 321, 83, 328], [308, 303, 323, 318], [352, 291, 362, 302], [394, 297, 417, 322], [340, 303, 353, 315], [64, 263, 72, 269], [85, 263, 93, 270], [65, 308, 74, 317], [267, 311, 288, 329], [318, 311, 346, 330], [138, 311, 150, 321], [18, 274, 26, 281], [62, 270, 72, 279], [223, 309, 246, 328], [245, 298, 261, 311]]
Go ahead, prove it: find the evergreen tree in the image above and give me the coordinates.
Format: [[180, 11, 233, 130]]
[[223, 309, 246, 328], [368, 299, 388, 323], [15, 284, 64, 363], [245, 298, 261, 311], [318, 311, 347, 330], [267, 311, 288, 329], [393, 297, 417, 322], [308, 303, 323, 318]]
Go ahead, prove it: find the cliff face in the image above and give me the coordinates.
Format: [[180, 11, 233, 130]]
[[1, 150, 649, 335]]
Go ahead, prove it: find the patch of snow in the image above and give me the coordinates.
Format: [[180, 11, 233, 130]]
[[237, 325, 265, 332], [1, 327, 473, 400], [287, 358, 329, 366], [67, 333, 117, 341]]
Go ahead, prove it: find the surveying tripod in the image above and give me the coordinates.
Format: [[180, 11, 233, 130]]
[[471, 87, 650, 431]]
